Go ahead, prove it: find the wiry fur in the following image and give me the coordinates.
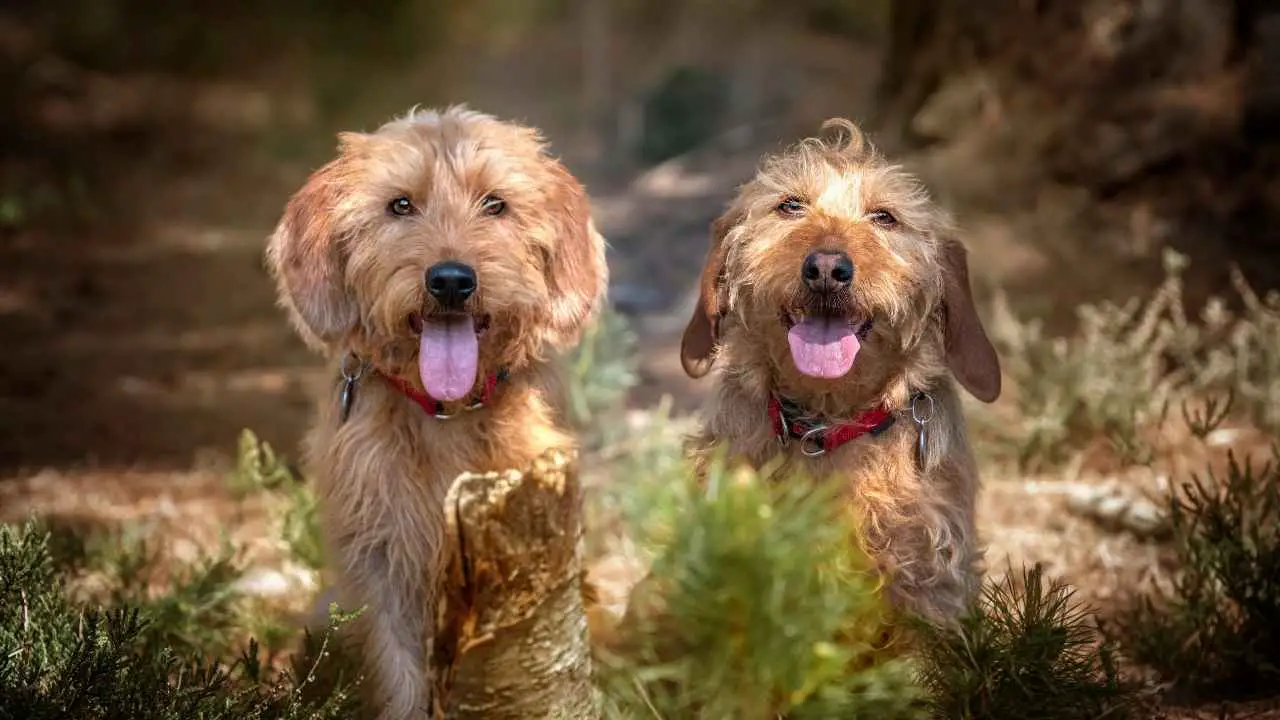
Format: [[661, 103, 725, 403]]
[[265, 106, 607, 719], [680, 119, 1002, 624]]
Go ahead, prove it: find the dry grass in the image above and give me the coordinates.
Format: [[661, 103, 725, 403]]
[[977, 249, 1280, 474], [0, 459, 320, 666]]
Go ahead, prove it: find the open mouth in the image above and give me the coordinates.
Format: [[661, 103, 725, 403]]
[[408, 310, 492, 402], [781, 308, 873, 380]]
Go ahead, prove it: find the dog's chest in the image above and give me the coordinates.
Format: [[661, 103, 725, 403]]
[[783, 436, 912, 483]]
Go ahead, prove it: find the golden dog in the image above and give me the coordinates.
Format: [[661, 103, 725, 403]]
[[679, 118, 1002, 624], [266, 106, 607, 719]]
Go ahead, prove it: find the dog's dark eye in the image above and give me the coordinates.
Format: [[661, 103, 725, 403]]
[[480, 194, 506, 217], [868, 209, 897, 227], [388, 197, 415, 217], [776, 197, 806, 217]]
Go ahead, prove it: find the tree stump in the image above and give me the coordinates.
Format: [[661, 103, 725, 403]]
[[429, 448, 601, 720]]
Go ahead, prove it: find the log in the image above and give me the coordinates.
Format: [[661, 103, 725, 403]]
[[429, 449, 601, 720]]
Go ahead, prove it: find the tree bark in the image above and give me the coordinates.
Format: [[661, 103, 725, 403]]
[[875, 0, 1280, 317], [869, 0, 954, 148], [429, 449, 600, 720]]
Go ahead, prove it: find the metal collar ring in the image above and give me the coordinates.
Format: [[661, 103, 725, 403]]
[[799, 424, 830, 457]]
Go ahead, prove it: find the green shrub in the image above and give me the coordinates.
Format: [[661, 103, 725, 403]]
[[228, 429, 324, 571], [0, 520, 360, 720], [98, 531, 247, 660], [1109, 441, 1280, 700], [596, 444, 924, 719], [914, 564, 1138, 720], [561, 307, 641, 438], [591, 418, 1142, 719]]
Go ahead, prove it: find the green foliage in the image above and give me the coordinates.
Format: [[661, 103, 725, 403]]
[[0, 520, 361, 720], [228, 429, 324, 570], [6, 517, 252, 662], [914, 564, 1138, 720], [590, 411, 1144, 719], [1184, 269, 1280, 431], [1109, 442, 1280, 700], [596, 439, 925, 719], [561, 307, 641, 437], [98, 530, 247, 659], [984, 250, 1190, 471]]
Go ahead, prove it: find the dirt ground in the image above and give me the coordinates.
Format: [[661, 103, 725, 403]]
[[0, 143, 326, 473]]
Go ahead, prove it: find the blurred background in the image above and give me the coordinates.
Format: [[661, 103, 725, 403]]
[[1, 3, 1279, 714], [0, 0, 1275, 474]]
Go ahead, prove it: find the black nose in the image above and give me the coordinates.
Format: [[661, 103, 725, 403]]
[[801, 250, 854, 293], [425, 261, 477, 309]]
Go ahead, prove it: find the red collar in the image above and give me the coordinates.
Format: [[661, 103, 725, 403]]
[[767, 394, 897, 456], [378, 368, 510, 419]]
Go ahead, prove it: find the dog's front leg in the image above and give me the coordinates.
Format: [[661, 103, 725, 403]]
[[353, 546, 436, 719], [330, 526, 440, 720], [320, 474, 448, 720]]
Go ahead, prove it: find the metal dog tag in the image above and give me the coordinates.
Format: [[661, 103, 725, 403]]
[[911, 392, 935, 469], [338, 353, 364, 424], [339, 379, 356, 423]]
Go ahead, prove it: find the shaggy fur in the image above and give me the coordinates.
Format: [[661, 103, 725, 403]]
[[265, 106, 607, 719], [679, 118, 1002, 624]]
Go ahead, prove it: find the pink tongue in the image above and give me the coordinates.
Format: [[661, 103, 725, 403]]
[[418, 316, 479, 402], [787, 317, 860, 379]]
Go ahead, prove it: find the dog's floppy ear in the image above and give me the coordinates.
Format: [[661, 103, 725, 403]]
[[680, 207, 739, 379], [265, 136, 364, 352], [939, 238, 1001, 402], [542, 160, 608, 350]]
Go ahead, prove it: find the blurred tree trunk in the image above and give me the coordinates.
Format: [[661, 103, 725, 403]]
[[875, 0, 1280, 306], [728, 0, 768, 134], [579, 0, 612, 167], [871, 0, 953, 148], [429, 450, 600, 720]]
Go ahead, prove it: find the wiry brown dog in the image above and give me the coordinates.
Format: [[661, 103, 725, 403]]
[[265, 106, 607, 719], [679, 119, 1002, 624]]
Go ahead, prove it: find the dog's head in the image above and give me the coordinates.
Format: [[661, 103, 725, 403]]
[[680, 118, 1000, 404], [266, 106, 607, 402]]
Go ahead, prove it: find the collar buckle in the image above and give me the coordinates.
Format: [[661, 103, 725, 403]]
[[433, 398, 488, 420]]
